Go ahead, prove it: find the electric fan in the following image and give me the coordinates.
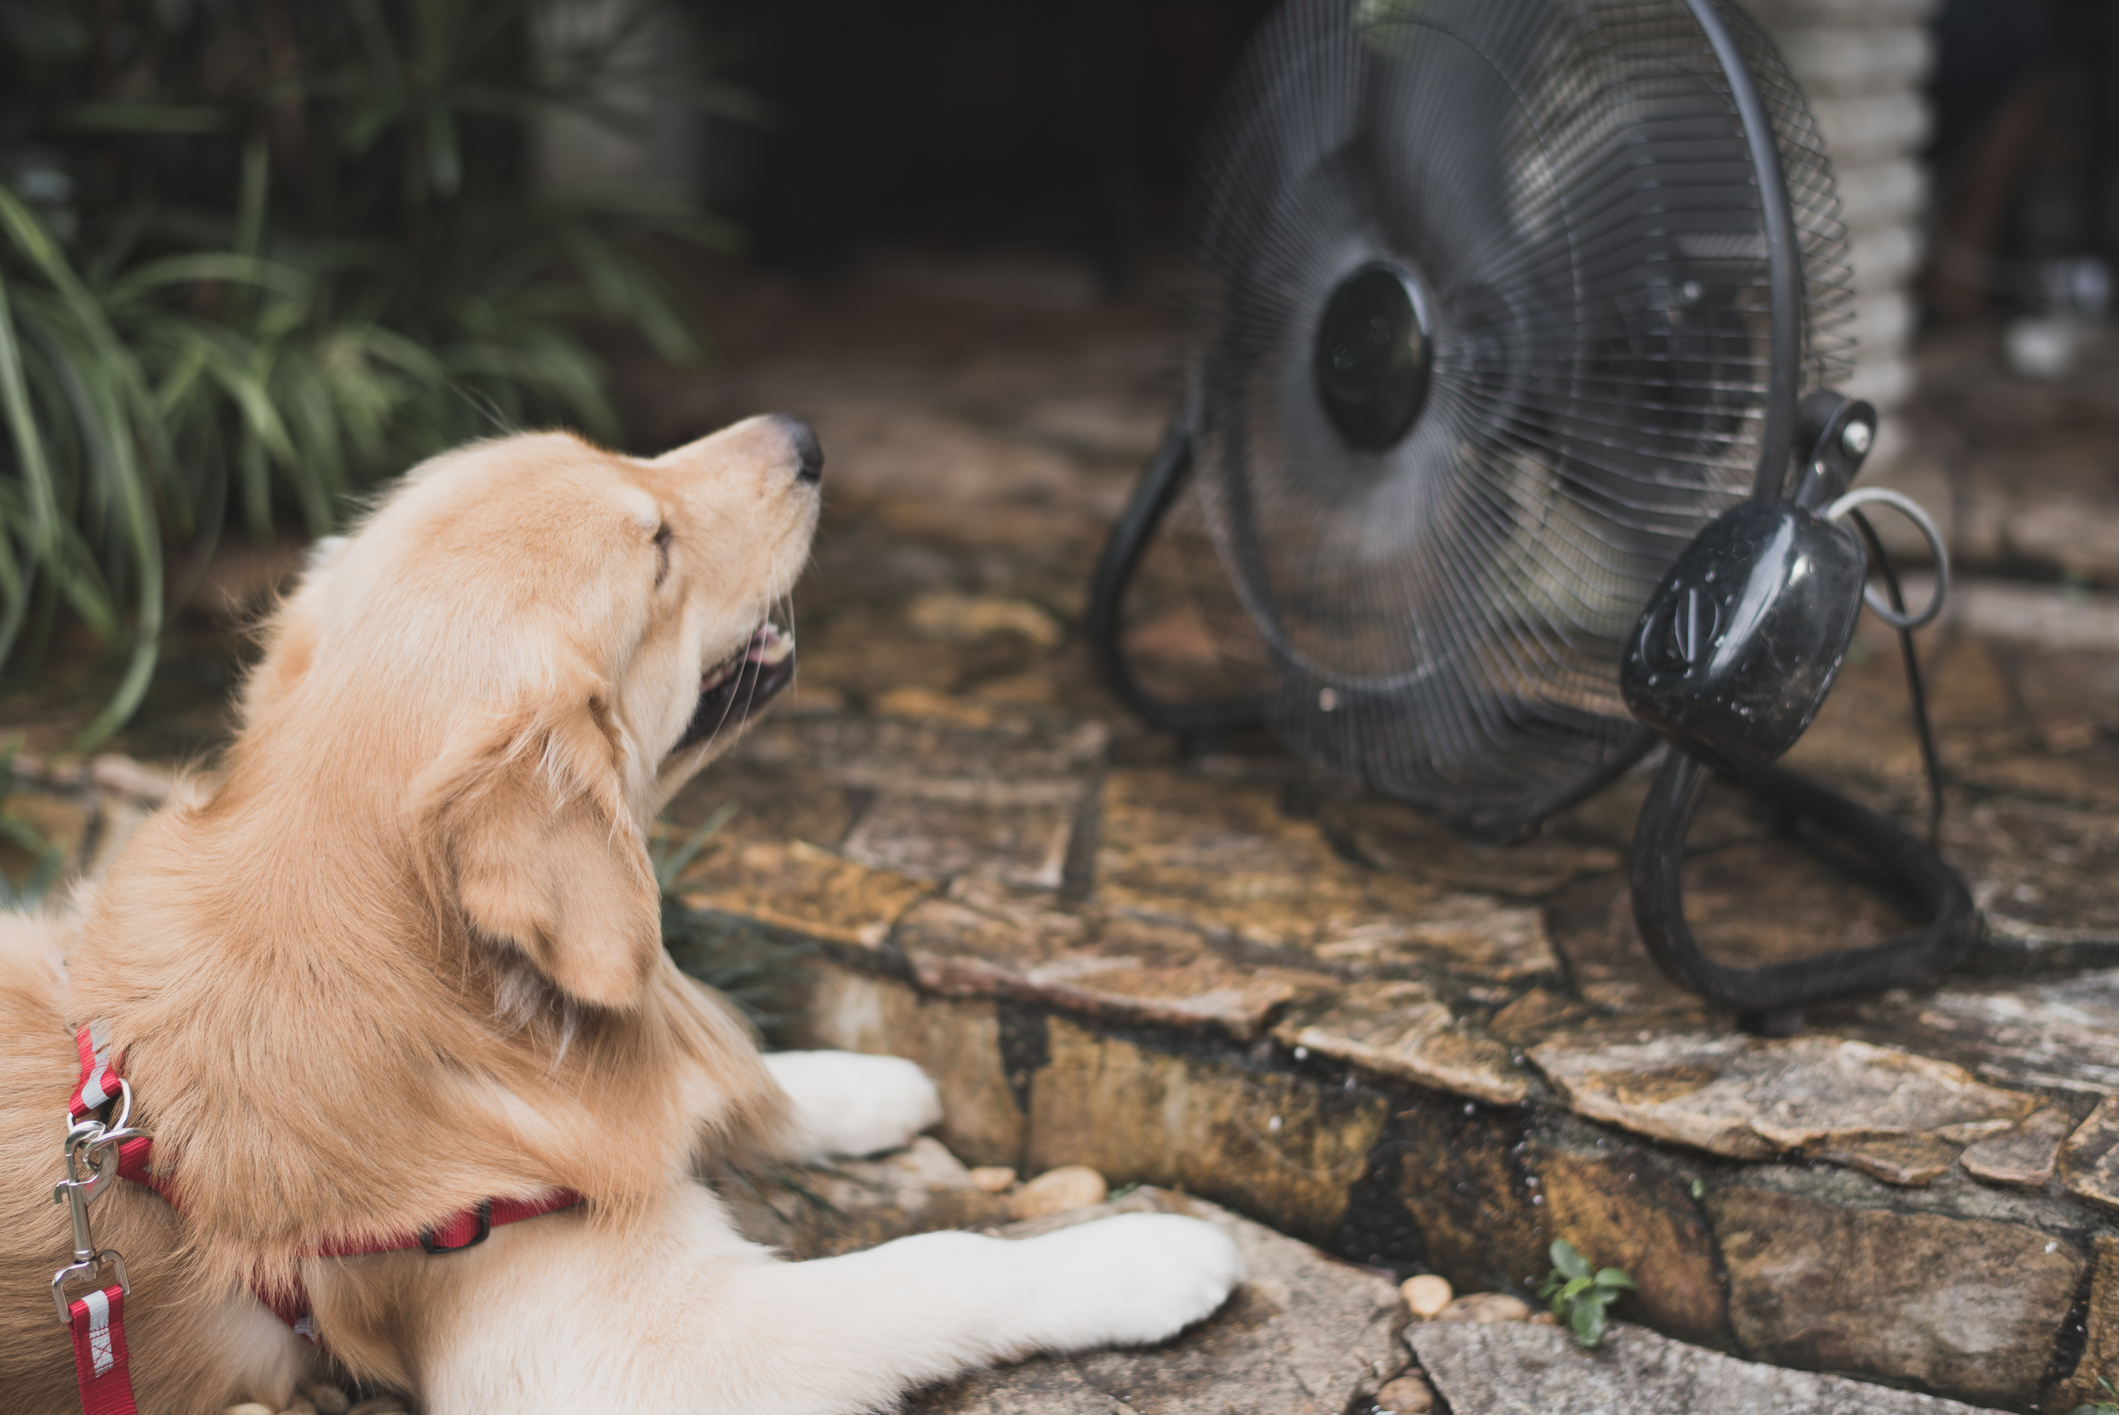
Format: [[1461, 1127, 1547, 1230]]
[[1088, 0, 1973, 1027]]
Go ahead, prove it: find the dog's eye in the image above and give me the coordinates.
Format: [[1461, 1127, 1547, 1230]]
[[653, 524, 672, 587]]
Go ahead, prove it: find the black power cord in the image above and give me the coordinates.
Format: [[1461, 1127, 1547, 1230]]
[[1846, 508, 1946, 848]]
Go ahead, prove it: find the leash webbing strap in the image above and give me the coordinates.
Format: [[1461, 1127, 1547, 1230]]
[[66, 1283, 140, 1415], [69, 1022, 125, 1122]]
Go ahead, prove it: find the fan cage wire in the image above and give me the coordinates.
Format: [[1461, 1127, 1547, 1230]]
[[1165, 0, 1854, 833]]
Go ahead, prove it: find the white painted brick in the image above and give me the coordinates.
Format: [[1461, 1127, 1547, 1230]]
[[1775, 25, 1934, 97], [1833, 158, 1927, 235], [1841, 352, 1916, 412], [1808, 92, 1932, 168], [1848, 223, 1923, 294], [1743, 0, 1940, 27], [1850, 288, 1917, 352]]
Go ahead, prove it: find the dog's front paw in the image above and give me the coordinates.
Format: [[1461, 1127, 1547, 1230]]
[[765, 1050, 944, 1160], [1017, 1213, 1246, 1352]]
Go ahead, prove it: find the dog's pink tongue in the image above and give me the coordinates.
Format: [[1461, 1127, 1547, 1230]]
[[746, 623, 794, 666]]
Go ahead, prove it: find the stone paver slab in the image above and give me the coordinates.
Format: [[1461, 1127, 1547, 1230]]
[[1707, 1184, 2085, 1406], [842, 793, 1078, 889], [896, 878, 1335, 1041], [1027, 1017, 1389, 1245], [2063, 1096, 2119, 1214], [1529, 1034, 2038, 1164], [2047, 1235, 2119, 1414], [1949, 797, 2119, 966], [1961, 1107, 2073, 1189], [1533, 1136, 1729, 1344], [737, 715, 1107, 804], [1271, 980, 1528, 1105], [1097, 769, 1559, 982], [912, 1188, 1407, 1415], [1880, 970, 2119, 1097], [680, 839, 933, 948], [1321, 797, 1623, 898], [1411, 1319, 2007, 1414]]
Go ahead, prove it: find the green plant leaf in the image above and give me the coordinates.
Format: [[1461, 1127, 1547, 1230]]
[[654, 801, 740, 892], [1569, 1288, 1612, 1347], [1550, 1239, 1592, 1282], [1594, 1268, 1639, 1292], [60, 102, 234, 134]]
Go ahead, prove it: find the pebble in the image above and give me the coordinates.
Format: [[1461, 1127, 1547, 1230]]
[[220, 1405, 272, 1415], [1434, 1292, 1532, 1323], [305, 1391, 351, 1415], [1007, 1165, 1108, 1219], [345, 1401, 408, 1415], [278, 1401, 317, 1415], [968, 1165, 1018, 1193], [1375, 1372, 1436, 1413], [1529, 1310, 1559, 1326], [1399, 1274, 1453, 1318]]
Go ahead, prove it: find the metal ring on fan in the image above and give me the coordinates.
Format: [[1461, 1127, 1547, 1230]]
[[1821, 486, 1951, 631]]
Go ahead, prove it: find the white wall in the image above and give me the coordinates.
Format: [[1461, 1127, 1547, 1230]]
[[1743, 0, 1942, 458]]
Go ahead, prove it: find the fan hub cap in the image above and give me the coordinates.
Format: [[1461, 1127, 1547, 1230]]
[[1312, 261, 1433, 453]]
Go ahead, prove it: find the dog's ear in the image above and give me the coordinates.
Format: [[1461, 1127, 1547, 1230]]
[[414, 685, 660, 1010]]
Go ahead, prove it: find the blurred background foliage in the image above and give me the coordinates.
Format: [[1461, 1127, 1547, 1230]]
[[0, 0, 748, 744]]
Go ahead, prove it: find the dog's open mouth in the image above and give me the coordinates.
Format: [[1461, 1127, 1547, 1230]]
[[676, 622, 795, 749]]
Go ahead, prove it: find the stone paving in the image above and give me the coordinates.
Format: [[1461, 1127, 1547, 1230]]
[[4, 256, 2119, 1412]]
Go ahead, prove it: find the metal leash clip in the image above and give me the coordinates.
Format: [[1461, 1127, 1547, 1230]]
[[52, 1077, 143, 1323]]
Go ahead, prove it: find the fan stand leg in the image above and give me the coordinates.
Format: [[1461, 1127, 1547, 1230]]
[[1630, 752, 1976, 1026], [1086, 420, 1265, 741]]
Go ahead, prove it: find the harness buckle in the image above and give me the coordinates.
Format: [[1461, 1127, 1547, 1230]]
[[418, 1199, 492, 1254], [52, 1250, 130, 1325], [53, 1092, 146, 1322]]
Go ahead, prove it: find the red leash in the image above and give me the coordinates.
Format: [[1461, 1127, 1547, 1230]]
[[64, 1283, 140, 1415], [54, 1024, 583, 1413], [54, 1022, 147, 1415]]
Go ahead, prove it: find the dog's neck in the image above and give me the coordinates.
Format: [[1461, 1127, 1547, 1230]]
[[64, 717, 783, 1291]]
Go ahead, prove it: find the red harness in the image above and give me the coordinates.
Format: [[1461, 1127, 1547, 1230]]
[[54, 1024, 583, 1415]]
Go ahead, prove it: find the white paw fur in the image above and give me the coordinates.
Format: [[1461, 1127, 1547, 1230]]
[[1014, 1214, 1247, 1352], [765, 1050, 944, 1160]]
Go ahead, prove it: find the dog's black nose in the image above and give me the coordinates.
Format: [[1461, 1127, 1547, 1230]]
[[774, 415, 823, 484]]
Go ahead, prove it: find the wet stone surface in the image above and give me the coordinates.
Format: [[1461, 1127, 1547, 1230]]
[[1412, 1320, 2010, 1414], [1270, 981, 1529, 1106], [2063, 1098, 2119, 1216], [1855, 971, 2119, 1098], [1528, 1033, 2039, 1169], [1707, 1181, 2087, 1407]]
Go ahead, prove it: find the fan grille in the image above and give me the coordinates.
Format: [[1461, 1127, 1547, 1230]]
[[1175, 0, 1854, 833]]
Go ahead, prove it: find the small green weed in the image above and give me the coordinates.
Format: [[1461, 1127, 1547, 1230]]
[[2069, 1374, 2119, 1415], [652, 803, 811, 1043], [0, 737, 63, 907], [1538, 1239, 1637, 1348]]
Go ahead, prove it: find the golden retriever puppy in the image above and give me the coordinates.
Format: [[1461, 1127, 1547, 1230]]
[[0, 418, 1243, 1415]]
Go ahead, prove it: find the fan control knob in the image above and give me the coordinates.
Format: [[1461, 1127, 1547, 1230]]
[[1621, 501, 1867, 774]]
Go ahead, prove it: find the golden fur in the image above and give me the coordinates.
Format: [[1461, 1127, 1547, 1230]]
[[0, 419, 1242, 1415]]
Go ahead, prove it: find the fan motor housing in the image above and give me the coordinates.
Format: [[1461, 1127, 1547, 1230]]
[[1312, 261, 1433, 452], [1621, 500, 1866, 774]]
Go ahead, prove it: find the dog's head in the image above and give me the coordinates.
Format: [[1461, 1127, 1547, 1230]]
[[241, 416, 822, 1012]]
